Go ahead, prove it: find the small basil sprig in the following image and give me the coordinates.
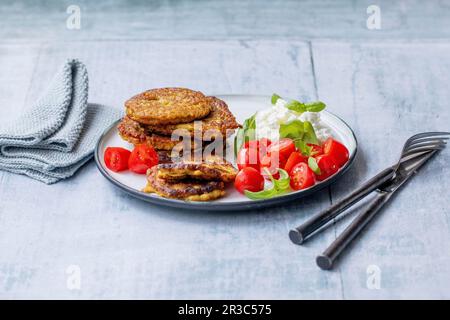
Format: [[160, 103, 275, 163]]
[[244, 169, 290, 200], [272, 93, 326, 114], [271, 93, 281, 105], [279, 120, 319, 146], [296, 140, 312, 156], [304, 101, 326, 112], [234, 114, 256, 157], [286, 100, 326, 113], [279, 119, 322, 174]]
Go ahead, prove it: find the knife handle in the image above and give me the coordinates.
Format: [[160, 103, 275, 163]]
[[289, 167, 395, 245], [316, 191, 392, 270]]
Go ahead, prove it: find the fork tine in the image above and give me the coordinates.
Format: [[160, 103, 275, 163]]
[[398, 132, 449, 171], [400, 147, 435, 162], [399, 150, 431, 163], [408, 137, 449, 146], [404, 143, 446, 154], [403, 134, 449, 152], [402, 145, 445, 158], [407, 131, 450, 141], [402, 133, 433, 152], [405, 140, 447, 152], [404, 132, 450, 147], [402, 150, 438, 173], [409, 142, 446, 151], [412, 131, 450, 138]]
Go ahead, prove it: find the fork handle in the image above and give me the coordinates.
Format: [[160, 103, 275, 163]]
[[289, 166, 395, 245], [316, 191, 392, 270]]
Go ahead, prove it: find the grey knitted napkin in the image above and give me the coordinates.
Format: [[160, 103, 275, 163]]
[[0, 59, 121, 184]]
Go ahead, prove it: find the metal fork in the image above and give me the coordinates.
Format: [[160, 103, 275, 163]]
[[316, 149, 438, 269], [289, 132, 450, 245]]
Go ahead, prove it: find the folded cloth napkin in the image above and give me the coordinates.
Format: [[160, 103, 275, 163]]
[[0, 59, 121, 184]]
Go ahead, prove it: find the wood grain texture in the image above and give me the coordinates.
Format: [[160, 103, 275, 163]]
[[0, 1, 449, 300], [313, 41, 450, 298], [0, 40, 344, 299], [1, 0, 450, 41]]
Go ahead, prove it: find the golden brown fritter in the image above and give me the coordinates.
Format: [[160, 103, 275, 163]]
[[146, 97, 240, 139], [156, 150, 173, 164], [156, 155, 237, 182], [118, 116, 205, 150], [117, 115, 148, 145], [146, 133, 202, 151], [143, 167, 226, 201], [125, 88, 212, 125]]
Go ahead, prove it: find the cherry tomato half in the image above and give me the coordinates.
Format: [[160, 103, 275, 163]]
[[289, 162, 315, 190], [128, 144, 159, 174], [104, 147, 131, 172], [237, 144, 260, 171], [323, 138, 349, 167], [260, 152, 287, 179], [234, 167, 265, 194], [267, 138, 296, 160], [315, 154, 339, 181], [284, 151, 307, 174], [243, 140, 260, 150], [238, 138, 273, 171], [257, 138, 272, 157], [307, 143, 324, 157]]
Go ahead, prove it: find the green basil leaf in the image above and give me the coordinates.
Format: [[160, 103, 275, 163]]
[[295, 140, 312, 156], [285, 100, 306, 113], [308, 156, 321, 175], [280, 121, 318, 155], [303, 121, 319, 145], [305, 101, 326, 112], [234, 114, 256, 157], [279, 120, 305, 140], [271, 93, 281, 105]]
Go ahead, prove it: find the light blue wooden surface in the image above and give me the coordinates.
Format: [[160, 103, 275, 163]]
[[0, 1, 449, 299], [1, 0, 450, 40]]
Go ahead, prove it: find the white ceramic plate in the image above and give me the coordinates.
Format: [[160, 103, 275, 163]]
[[95, 95, 357, 211]]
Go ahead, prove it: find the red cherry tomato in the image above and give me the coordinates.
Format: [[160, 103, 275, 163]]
[[284, 151, 308, 174], [243, 140, 259, 150], [289, 162, 315, 190], [308, 143, 324, 157], [234, 167, 265, 194], [323, 138, 349, 167], [237, 144, 260, 171], [267, 138, 296, 159], [104, 147, 131, 172], [128, 144, 159, 174], [242, 138, 272, 164], [260, 152, 287, 179], [258, 138, 272, 157], [315, 154, 339, 181]]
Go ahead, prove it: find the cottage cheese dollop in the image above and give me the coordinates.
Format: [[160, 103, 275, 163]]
[[254, 99, 332, 143]]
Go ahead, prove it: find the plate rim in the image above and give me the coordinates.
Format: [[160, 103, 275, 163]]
[[94, 94, 358, 211]]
